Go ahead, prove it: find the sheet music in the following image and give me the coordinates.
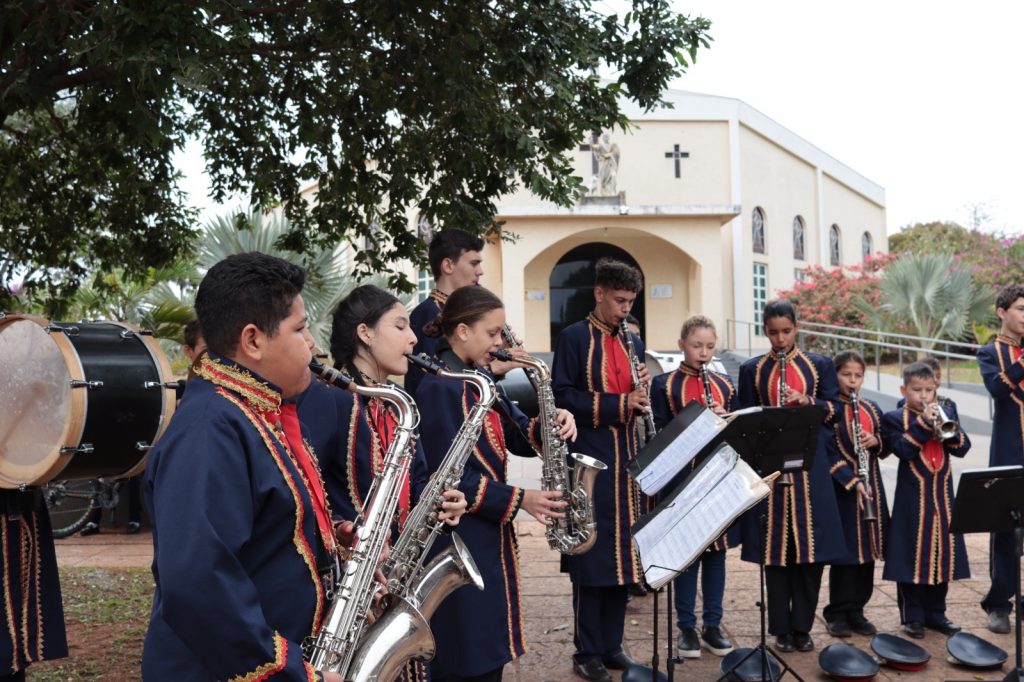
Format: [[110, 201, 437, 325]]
[[633, 446, 771, 589], [634, 408, 727, 495]]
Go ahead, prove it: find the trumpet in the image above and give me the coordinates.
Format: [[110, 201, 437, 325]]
[[929, 399, 958, 441]]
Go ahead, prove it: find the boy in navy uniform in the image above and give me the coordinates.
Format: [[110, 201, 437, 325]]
[[406, 228, 484, 395], [977, 284, 1024, 633], [882, 362, 970, 639], [552, 259, 650, 682], [143, 253, 344, 681]]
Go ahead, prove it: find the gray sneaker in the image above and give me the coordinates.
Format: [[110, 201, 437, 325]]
[[677, 627, 701, 658], [988, 610, 1011, 635]]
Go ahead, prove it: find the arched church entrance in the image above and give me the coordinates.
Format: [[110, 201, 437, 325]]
[[548, 242, 646, 344]]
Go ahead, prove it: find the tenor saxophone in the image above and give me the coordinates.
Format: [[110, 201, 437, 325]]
[[305, 360, 419, 678], [344, 354, 491, 681], [493, 348, 607, 555]]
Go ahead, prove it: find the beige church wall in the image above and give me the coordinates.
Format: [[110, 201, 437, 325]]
[[495, 121, 732, 208], [821, 174, 887, 266], [494, 219, 725, 352]]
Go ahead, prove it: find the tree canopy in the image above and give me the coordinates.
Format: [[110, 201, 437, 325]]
[[1, 1, 711, 308]]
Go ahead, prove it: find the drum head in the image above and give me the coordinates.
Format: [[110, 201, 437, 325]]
[[869, 633, 929, 670], [946, 631, 1008, 669], [818, 643, 879, 680], [0, 315, 85, 487]]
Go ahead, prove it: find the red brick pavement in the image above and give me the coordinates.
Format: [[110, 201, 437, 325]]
[[55, 521, 1018, 681]]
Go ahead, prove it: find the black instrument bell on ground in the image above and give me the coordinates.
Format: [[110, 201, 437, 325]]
[[946, 631, 1008, 669], [818, 643, 879, 680], [869, 633, 930, 671]]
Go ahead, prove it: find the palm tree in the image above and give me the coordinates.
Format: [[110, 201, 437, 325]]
[[858, 252, 992, 350], [199, 209, 401, 349]]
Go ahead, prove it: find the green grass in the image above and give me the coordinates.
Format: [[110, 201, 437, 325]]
[[30, 567, 152, 681], [875, 359, 983, 384]]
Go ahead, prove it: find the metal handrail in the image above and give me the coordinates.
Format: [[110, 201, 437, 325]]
[[725, 318, 993, 419]]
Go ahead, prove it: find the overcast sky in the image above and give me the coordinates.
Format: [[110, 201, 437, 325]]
[[176, 1, 1024, 236], [667, 0, 1024, 234]]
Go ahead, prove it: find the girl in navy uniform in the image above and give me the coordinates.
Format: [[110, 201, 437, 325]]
[[882, 362, 970, 639], [297, 284, 468, 682], [415, 285, 575, 682], [737, 299, 847, 653], [822, 350, 891, 638], [650, 315, 737, 659]]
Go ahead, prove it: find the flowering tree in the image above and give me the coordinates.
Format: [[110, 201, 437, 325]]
[[777, 254, 893, 329]]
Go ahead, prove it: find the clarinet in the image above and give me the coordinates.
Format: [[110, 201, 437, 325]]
[[849, 391, 878, 522], [621, 320, 656, 446], [700, 362, 716, 409], [775, 349, 794, 487]]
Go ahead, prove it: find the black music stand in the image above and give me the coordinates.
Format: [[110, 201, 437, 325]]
[[714, 405, 824, 682], [950, 466, 1024, 682], [629, 405, 824, 682]]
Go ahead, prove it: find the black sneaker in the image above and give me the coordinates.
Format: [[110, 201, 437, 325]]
[[80, 522, 100, 537], [774, 633, 795, 652], [677, 627, 701, 658], [793, 632, 814, 652], [701, 625, 734, 656], [904, 621, 925, 639], [925, 618, 961, 636], [126, 521, 141, 534], [825, 619, 852, 638], [849, 615, 877, 636]]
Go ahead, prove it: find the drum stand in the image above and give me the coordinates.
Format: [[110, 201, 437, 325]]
[[716, 512, 803, 682]]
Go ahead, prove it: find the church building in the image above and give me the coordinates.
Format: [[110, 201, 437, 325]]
[[429, 88, 887, 353]]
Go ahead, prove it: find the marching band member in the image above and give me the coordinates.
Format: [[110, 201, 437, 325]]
[[406, 229, 485, 396], [822, 350, 890, 638], [650, 315, 736, 659], [551, 258, 649, 682], [976, 284, 1024, 633], [882, 362, 970, 638], [737, 299, 847, 654], [143, 253, 344, 681], [296, 284, 467, 682], [415, 285, 573, 682]]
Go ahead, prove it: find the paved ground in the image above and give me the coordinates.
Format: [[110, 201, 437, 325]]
[[54, 367, 1020, 681]]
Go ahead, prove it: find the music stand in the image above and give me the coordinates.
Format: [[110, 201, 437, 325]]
[[630, 404, 824, 682], [715, 405, 824, 682], [950, 465, 1024, 682]]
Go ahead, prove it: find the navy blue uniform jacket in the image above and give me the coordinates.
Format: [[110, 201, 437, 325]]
[[737, 348, 848, 566], [143, 356, 333, 681], [415, 345, 542, 677], [406, 290, 446, 396], [552, 314, 645, 587], [978, 336, 1024, 467]]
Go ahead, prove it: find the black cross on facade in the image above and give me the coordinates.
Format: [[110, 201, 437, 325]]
[[579, 132, 600, 175], [664, 144, 690, 178]]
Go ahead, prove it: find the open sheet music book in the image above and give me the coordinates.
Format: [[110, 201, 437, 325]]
[[632, 404, 764, 496], [632, 443, 774, 589]]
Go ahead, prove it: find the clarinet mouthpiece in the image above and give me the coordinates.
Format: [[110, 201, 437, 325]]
[[309, 359, 353, 389], [405, 353, 446, 375], [490, 348, 515, 362]]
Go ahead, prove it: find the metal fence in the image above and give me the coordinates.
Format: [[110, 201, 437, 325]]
[[725, 319, 990, 416]]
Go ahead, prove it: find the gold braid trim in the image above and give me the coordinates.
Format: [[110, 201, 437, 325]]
[[227, 631, 287, 682], [217, 389, 325, 634], [1, 521, 19, 671], [198, 356, 281, 414]]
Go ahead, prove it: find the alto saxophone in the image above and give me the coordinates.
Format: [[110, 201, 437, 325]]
[[305, 360, 419, 678], [621, 320, 656, 446], [345, 354, 492, 681], [493, 348, 607, 555], [848, 391, 878, 522]]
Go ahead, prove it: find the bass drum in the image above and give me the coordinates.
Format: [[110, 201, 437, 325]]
[[0, 314, 177, 487]]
